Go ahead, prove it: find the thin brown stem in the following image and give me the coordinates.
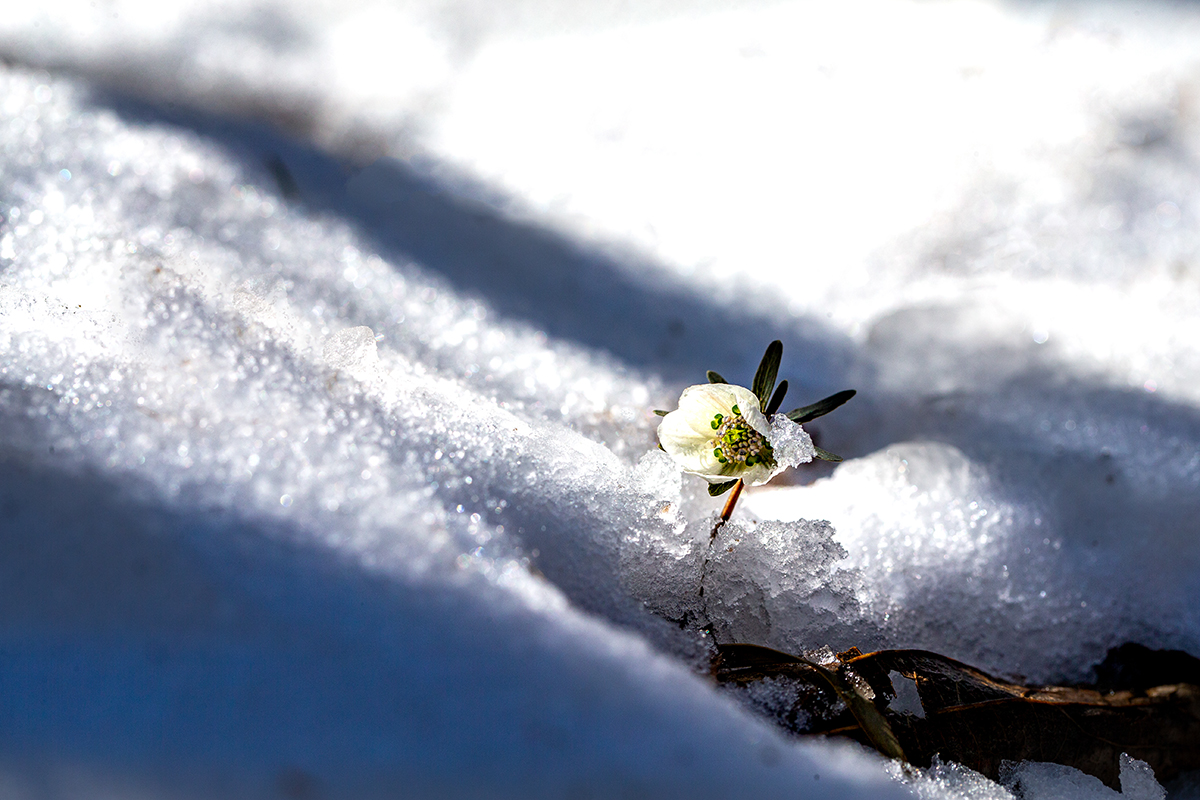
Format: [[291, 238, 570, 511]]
[[718, 480, 744, 525]]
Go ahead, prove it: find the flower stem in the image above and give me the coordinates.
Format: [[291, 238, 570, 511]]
[[706, 479, 744, 545], [718, 480, 744, 527]]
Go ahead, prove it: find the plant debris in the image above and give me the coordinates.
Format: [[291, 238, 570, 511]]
[[712, 642, 1200, 789]]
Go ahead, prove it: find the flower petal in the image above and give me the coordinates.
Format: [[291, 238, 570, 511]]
[[738, 460, 779, 487], [729, 387, 771, 438], [657, 426, 744, 482], [739, 398, 768, 434], [674, 384, 735, 436], [658, 410, 715, 464]]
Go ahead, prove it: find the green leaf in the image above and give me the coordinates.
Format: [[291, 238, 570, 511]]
[[708, 480, 738, 496], [814, 446, 843, 462], [653, 409, 669, 416], [764, 379, 788, 415], [785, 389, 856, 424], [706, 370, 728, 384], [752, 340, 783, 408]]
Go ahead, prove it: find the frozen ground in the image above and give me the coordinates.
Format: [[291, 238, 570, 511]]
[[0, 0, 1199, 798]]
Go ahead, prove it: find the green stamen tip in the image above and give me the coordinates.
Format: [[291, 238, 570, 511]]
[[710, 411, 775, 471]]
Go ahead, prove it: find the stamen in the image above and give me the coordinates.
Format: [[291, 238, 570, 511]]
[[711, 411, 774, 470]]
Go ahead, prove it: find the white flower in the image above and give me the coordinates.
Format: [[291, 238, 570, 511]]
[[657, 383, 781, 486]]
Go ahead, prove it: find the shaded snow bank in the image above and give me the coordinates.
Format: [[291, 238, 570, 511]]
[[0, 66, 911, 799]]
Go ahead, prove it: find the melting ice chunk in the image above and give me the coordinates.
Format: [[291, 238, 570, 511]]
[[887, 670, 925, 718], [768, 413, 816, 471], [1000, 754, 1165, 800]]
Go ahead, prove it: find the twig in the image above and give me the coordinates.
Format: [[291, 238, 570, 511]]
[[716, 479, 744, 532]]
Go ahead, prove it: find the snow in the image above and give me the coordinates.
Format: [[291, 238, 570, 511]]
[[0, 0, 1199, 797], [770, 413, 816, 471], [1002, 754, 1167, 800]]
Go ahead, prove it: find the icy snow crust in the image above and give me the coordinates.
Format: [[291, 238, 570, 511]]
[[1, 1, 1200, 798], [0, 69, 899, 800]]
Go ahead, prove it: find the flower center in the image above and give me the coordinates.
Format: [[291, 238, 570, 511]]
[[710, 410, 775, 468]]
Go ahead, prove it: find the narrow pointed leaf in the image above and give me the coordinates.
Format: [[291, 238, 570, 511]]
[[786, 389, 856, 424], [706, 370, 728, 384], [708, 480, 738, 497], [653, 409, 669, 416], [765, 379, 789, 415], [814, 446, 843, 462], [751, 340, 783, 408], [818, 663, 907, 762]]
